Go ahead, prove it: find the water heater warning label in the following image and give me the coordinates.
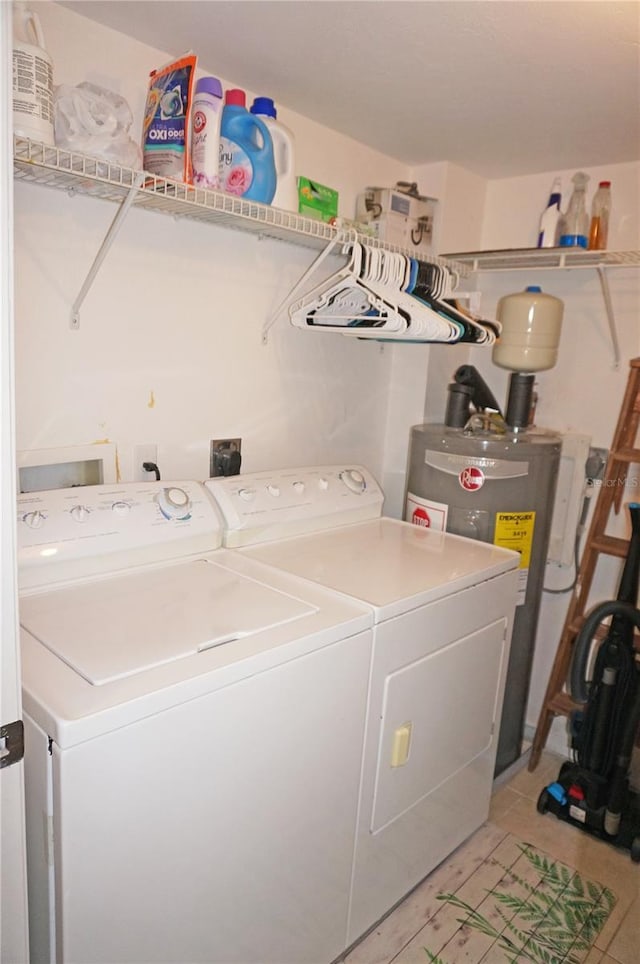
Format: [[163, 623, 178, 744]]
[[494, 511, 536, 605], [406, 493, 448, 532]]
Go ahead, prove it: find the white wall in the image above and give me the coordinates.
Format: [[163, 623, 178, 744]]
[[15, 2, 416, 487]]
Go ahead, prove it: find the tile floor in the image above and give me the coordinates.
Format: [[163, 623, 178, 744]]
[[342, 751, 640, 964]]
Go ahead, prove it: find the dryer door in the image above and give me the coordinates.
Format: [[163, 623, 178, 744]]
[[371, 617, 506, 831]]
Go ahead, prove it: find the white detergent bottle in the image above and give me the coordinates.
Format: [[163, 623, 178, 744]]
[[250, 96, 297, 211], [12, 2, 55, 145]]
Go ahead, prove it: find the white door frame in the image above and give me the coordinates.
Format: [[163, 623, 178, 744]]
[[0, 3, 30, 960]]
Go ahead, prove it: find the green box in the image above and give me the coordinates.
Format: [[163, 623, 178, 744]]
[[297, 177, 339, 222]]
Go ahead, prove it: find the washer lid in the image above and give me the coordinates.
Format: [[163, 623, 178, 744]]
[[19, 559, 316, 685]]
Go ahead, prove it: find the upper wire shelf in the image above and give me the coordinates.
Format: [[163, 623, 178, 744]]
[[442, 246, 640, 370], [13, 136, 468, 276], [441, 247, 640, 272]]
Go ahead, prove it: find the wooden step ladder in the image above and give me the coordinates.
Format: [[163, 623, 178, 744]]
[[529, 356, 640, 771]]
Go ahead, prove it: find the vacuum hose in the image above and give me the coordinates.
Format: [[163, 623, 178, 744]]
[[570, 600, 640, 705]]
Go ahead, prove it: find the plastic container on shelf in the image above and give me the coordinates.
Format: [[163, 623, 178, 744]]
[[536, 177, 562, 248], [588, 180, 612, 250], [250, 96, 297, 211], [559, 171, 590, 248], [218, 88, 276, 203], [190, 76, 223, 189], [493, 285, 564, 373], [12, 3, 54, 145]]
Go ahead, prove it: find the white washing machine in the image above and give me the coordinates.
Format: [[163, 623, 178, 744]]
[[17, 480, 373, 964], [206, 465, 520, 946]]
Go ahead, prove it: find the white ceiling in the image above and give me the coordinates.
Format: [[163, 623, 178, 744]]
[[61, 0, 640, 179]]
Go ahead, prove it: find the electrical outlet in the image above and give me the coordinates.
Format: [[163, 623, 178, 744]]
[[134, 443, 158, 481], [210, 439, 242, 477]]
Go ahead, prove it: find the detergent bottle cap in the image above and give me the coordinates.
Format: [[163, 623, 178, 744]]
[[526, 286, 542, 293], [196, 76, 222, 99], [225, 88, 246, 107], [251, 96, 277, 118]]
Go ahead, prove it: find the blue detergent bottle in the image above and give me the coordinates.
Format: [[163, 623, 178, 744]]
[[218, 88, 276, 203]]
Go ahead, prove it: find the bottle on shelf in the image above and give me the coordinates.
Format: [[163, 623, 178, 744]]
[[588, 180, 612, 250], [190, 76, 223, 189], [559, 171, 590, 248], [218, 88, 276, 203], [536, 177, 562, 248], [250, 96, 297, 211], [12, 3, 54, 145]]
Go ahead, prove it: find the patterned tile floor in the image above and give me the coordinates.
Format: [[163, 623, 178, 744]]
[[343, 752, 639, 964]]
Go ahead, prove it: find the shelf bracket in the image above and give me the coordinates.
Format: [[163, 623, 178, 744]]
[[70, 171, 146, 329], [596, 265, 620, 370]]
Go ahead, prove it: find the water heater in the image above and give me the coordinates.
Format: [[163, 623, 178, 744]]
[[404, 286, 564, 775]]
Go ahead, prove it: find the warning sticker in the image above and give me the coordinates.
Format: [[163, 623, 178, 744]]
[[405, 493, 448, 532], [493, 511, 536, 606]]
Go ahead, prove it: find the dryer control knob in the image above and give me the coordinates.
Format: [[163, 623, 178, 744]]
[[266, 484, 280, 498], [70, 504, 90, 523], [340, 469, 366, 494], [112, 501, 131, 517], [318, 477, 329, 491], [156, 486, 191, 520], [293, 481, 305, 494], [23, 509, 45, 529], [238, 488, 256, 502]]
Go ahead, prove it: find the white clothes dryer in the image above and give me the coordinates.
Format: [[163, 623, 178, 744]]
[[206, 465, 520, 946], [18, 480, 373, 964]]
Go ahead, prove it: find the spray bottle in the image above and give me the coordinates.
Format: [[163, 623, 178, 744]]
[[559, 172, 590, 248]]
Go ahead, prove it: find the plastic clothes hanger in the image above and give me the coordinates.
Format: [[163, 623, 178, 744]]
[[348, 248, 457, 341], [289, 241, 407, 332], [410, 261, 491, 343], [281, 237, 472, 343]]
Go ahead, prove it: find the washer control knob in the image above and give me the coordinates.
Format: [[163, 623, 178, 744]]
[[112, 501, 131, 517], [239, 488, 256, 502], [156, 486, 192, 520], [340, 469, 366, 494], [23, 509, 45, 529], [293, 481, 305, 495], [318, 477, 329, 491], [266, 484, 280, 498], [70, 504, 90, 523]]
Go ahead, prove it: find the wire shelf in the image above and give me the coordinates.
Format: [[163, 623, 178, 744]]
[[440, 246, 640, 370], [441, 247, 640, 272], [13, 136, 468, 274]]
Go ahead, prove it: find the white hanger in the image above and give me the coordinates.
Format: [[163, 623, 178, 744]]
[[348, 249, 458, 342], [289, 241, 407, 333]]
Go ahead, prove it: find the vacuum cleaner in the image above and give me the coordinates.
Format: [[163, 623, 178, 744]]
[[537, 502, 640, 862]]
